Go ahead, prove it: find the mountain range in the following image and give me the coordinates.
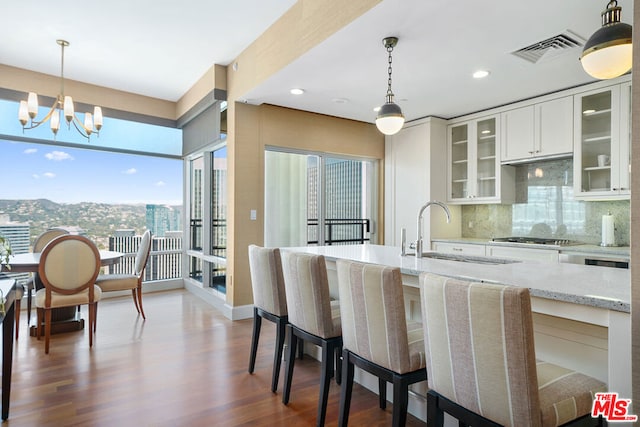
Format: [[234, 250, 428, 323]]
[[0, 199, 153, 249]]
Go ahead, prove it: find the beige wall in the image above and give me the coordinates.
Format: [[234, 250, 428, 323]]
[[228, 0, 381, 99], [0, 64, 176, 121], [176, 64, 227, 119], [224, 0, 384, 308], [631, 0, 639, 409], [227, 102, 384, 306]]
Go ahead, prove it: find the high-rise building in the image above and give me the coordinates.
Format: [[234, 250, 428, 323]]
[[0, 214, 30, 283], [146, 205, 181, 237], [307, 159, 368, 245], [108, 233, 182, 281], [114, 229, 135, 238], [0, 215, 30, 255]]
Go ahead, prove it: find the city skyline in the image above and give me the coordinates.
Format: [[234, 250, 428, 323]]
[[1, 139, 183, 205]]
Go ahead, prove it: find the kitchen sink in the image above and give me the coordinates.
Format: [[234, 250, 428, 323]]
[[417, 252, 520, 265]]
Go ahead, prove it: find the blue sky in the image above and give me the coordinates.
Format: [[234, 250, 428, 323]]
[[1, 139, 183, 205]]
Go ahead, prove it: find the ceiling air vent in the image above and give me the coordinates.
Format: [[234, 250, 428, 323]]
[[511, 31, 585, 64]]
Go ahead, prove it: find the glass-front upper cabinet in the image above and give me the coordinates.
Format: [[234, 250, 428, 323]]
[[448, 115, 513, 204], [574, 83, 630, 199], [449, 123, 469, 199], [475, 118, 497, 198]]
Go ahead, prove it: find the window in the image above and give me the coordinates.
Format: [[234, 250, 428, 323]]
[[0, 136, 183, 285], [186, 144, 227, 293], [264, 149, 377, 247]]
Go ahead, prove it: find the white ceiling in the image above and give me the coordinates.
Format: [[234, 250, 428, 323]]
[[0, 0, 633, 124]]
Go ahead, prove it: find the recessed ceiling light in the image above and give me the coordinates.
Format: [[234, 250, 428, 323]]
[[290, 88, 305, 95], [473, 70, 490, 79], [332, 98, 349, 104]]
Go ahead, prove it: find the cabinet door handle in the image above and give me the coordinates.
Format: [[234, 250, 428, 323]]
[[528, 151, 534, 154], [612, 188, 618, 191], [535, 150, 540, 154], [452, 248, 463, 252]]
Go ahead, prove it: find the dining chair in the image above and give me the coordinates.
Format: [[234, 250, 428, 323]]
[[247, 245, 289, 393], [19, 227, 69, 338], [336, 259, 426, 427], [419, 272, 607, 427], [35, 234, 102, 354], [95, 230, 152, 319], [281, 251, 342, 427]]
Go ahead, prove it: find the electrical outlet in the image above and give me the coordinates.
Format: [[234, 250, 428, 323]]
[[468, 221, 474, 229]]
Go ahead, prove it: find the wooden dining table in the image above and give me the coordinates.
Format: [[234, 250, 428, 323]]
[[2, 250, 123, 335], [3, 250, 123, 274]]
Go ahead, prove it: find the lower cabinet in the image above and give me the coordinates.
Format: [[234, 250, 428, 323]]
[[485, 245, 559, 263], [432, 241, 559, 262], [430, 241, 486, 256]]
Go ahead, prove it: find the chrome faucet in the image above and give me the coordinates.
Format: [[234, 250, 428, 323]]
[[415, 200, 451, 258]]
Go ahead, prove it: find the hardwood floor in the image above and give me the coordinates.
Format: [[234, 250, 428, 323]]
[[6, 290, 425, 426]]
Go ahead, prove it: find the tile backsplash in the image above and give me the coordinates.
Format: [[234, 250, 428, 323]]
[[461, 158, 630, 246]]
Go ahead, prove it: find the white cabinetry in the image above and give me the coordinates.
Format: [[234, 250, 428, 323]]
[[447, 115, 514, 204], [485, 245, 559, 263], [573, 83, 631, 199], [501, 96, 573, 163], [384, 118, 460, 248], [431, 241, 485, 256]]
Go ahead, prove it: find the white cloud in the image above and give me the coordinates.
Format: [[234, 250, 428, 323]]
[[43, 172, 56, 178], [155, 181, 166, 187], [24, 148, 37, 154], [123, 168, 137, 175], [45, 151, 74, 161]]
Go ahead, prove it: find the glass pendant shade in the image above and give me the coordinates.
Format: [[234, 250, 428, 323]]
[[84, 112, 93, 135], [27, 92, 39, 118], [50, 110, 60, 134], [18, 101, 29, 126], [376, 101, 405, 135], [63, 96, 75, 122], [580, 1, 633, 79], [94, 106, 103, 130]]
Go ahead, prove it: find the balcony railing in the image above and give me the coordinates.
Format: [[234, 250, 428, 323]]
[[190, 218, 226, 257], [307, 218, 370, 246]]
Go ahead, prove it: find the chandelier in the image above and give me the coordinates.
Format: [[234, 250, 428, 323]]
[[18, 40, 103, 140]]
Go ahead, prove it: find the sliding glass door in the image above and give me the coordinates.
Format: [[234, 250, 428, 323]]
[[265, 149, 377, 247]]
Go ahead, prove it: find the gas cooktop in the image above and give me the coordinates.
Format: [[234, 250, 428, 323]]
[[491, 237, 581, 246]]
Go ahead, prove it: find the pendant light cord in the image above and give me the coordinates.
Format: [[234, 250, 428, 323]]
[[386, 44, 394, 96], [60, 42, 64, 96]]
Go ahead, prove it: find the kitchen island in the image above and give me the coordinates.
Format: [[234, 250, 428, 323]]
[[282, 244, 631, 425]]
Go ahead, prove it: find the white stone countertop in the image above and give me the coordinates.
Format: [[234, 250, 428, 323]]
[[282, 244, 630, 313], [431, 237, 630, 258]]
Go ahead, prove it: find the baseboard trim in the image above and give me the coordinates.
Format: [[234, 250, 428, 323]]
[[227, 304, 253, 320]]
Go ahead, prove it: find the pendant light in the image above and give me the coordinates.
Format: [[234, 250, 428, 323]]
[[580, 0, 632, 80], [375, 37, 405, 135]]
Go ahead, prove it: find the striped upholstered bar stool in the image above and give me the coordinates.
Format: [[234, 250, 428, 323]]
[[336, 259, 426, 427], [420, 272, 606, 427], [247, 245, 289, 393], [281, 251, 342, 427]]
